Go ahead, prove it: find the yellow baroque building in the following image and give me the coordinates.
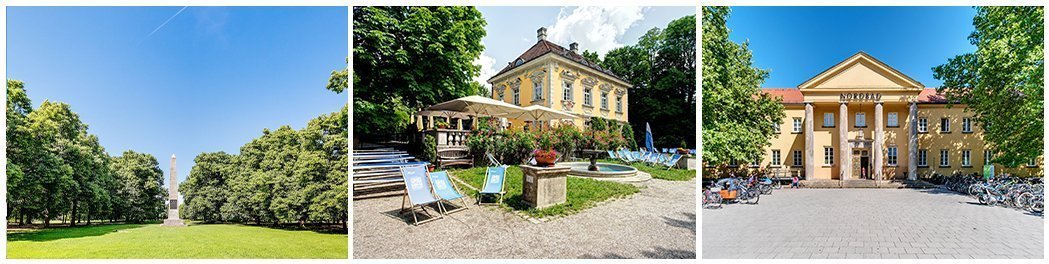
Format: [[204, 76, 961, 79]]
[[488, 27, 632, 129], [757, 52, 1041, 181]]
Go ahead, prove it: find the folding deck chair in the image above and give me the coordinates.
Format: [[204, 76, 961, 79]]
[[398, 165, 444, 225], [477, 166, 508, 205], [662, 154, 683, 170], [428, 171, 469, 214], [607, 150, 618, 160]]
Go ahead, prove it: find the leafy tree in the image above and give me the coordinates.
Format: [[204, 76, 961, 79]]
[[600, 15, 697, 148], [109, 150, 165, 223], [353, 6, 486, 139], [181, 152, 236, 223], [700, 7, 785, 165], [932, 6, 1044, 167], [328, 58, 348, 94]]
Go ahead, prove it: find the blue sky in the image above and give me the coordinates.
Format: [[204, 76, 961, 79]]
[[725, 6, 977, 88], [7, 6, 347, 188], [474, 6, 695, 86]]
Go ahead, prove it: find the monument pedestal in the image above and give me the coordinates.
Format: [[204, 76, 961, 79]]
[[162, 207, 185, 226], [520, 164, 570, 209]]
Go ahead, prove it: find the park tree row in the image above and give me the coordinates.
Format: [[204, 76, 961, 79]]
[[7, 80, 166, 227], [179, 106, 348, 228]]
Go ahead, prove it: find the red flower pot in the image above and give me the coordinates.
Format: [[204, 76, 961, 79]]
[[534, 149, 558, 167]]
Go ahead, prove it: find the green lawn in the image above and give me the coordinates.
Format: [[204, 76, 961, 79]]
[[448, 166, 640, 218], [600, 159, 697, 181], [7, 223, 347, 259]]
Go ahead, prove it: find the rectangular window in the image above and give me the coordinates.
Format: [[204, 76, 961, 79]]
[[601, 92, 609, 109], [1027, 158, 1038, 167], [887, 147, 898, 166], [616, 96, 622, 112], [513, 89, 520, 105], [962, 150, 971, 167], [962, 117, 972, 133], [887, 112, 899, 127], [855, 112, 866, 127], [533, 83, 543, 101], [562, 81, 572, 102], [823, 113, 834, 127], [793, 150, 802, 167], [792, 117, 802, 133], [918, 117, 928, 133], [985, 150, 993, 165], [750, 159, 760, 167], [939, 149, 950, 167], [584, 88, 592, 106], [772, 150, 781, 166], [729, 159, 739, 167], [824, 147, 834, 165], [773, 123, 781, 134], [918, 149, 928, 167], [940, 118, 951, 132]]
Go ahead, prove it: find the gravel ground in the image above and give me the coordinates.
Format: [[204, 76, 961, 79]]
[[702, 188, 1044, 259], [353, 178, 696, 259]]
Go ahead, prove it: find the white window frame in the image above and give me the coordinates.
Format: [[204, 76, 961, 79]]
[[533, 82, 543, 101], [962, 117, 972, 133], [771, 150, 782, 166], [600, 92, 609, 109], [984, 150, 993, 165], [962, 150, 971, 167], [750, 159, 760, 168], [918, 149, 928, 167], [793, 150, 802, 167], [940, 149, 950, 167], [792, 117, 802, 133], [887, 112, 899, 127], [615, 96, 623, 112], [562, 81, 573, 102], [824, 147, 834, 165], [918, 117, 928, 132], [773, 123, 781, 134], [512, 88, 520, 105], [583, 88, 592, 106], [887, 147, 898, 166], [823, 113, 834, 127], [940, 118, 951, 132], [1027, 158, 1038, 167]]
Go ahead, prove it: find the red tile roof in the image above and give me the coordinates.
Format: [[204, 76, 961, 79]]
[[761, 88, 804, 104], [490, 39, 631, 84], [917, 88, 948, 103]]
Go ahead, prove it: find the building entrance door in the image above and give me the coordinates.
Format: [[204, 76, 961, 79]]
[[852, 150, 871, 179]]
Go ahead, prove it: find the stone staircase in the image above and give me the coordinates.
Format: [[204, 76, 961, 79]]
[[801, 179, 936, 189]]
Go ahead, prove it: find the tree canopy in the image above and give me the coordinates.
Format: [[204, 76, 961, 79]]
[[700, 6, 785, 165], [352, 6, 487, 139], [932, 6, 1044, 167], [598, 15, 697, 148]]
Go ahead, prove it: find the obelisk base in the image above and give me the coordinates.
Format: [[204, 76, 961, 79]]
[[162, 207, 185, 227]]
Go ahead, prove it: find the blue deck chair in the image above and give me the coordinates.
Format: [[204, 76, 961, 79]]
[[619, 150, 634, 162], [607, 150, 618, 160], [662, 154, 683, 170], [428, 171, 469, 214], [399, 165, 443, 225], [478, 166, 508, 205]]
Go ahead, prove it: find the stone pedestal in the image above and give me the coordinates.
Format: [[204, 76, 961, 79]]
[[520, 164, 570, 209]]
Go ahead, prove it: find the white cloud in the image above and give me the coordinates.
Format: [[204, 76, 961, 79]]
[[547, 6, 646, 58], [473, 51, 497, 91]]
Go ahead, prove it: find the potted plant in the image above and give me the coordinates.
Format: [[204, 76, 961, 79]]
[[434, 119, 450, 129], [676, 140, 690, 155], [533, 132, 559, 166]]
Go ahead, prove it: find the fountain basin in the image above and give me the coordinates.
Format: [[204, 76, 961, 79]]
[[561, 162, 638, 178]]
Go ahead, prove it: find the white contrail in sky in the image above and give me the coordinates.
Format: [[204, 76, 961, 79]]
[[139, 6, 188, 45]]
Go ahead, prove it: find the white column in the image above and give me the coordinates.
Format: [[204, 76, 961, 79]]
[[804, 102, 815, 180], [908, 102, 918, 180], [874, 102, 884, 181], [839, 102, 850, 180]]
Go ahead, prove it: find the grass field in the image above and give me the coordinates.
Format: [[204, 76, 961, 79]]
[[7, 223, 347, 259], [600, 158, 697, 181], [449, 165, 640, 218]]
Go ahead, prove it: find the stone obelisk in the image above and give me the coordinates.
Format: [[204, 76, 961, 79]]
[[162, 154, 185, 226]]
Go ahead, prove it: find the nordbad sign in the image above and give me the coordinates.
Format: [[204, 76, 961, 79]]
[[840, 92, 882, 101]]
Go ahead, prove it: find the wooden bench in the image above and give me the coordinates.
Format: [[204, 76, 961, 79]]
[[436, 147, 473, 169]]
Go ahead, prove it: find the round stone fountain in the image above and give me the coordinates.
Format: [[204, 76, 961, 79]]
[[563, 149, 644, 181]]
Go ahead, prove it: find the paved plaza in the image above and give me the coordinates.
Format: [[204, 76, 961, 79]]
[[354, 178, 696, 259], [702, 188, 1044, 259]]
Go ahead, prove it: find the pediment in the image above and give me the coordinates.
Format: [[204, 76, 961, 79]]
[[799, 52, 923, 90]]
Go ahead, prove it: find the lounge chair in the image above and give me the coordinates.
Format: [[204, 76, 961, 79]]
[[478, 166, 509, 205], [618, 150, 634, 162], [607, 150, 618, 160], [428, 171, 469, 214], [398, 165, 444, 225], [662, 154, 683, 170]]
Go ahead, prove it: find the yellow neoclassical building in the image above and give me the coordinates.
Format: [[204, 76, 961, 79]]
[[488, 27, 632, 129], [757, 52, 1041, 181]]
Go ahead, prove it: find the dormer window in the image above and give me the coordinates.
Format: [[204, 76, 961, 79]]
[[514, 58, 524, 66]]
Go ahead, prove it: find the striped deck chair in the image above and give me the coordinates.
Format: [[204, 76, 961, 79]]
[[618, 150, 634, 162], [399, 165, 443, 225], [662, 154, 683, 170], [607, 150, 618, 161], [428, 171, 469, 214], [478, 166, 509, 205]]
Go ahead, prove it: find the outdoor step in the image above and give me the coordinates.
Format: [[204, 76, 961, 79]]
[[800, 180, 934, 189]]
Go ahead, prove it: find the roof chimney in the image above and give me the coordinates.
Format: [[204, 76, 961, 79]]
[[537, 27, 547, 41], [569, 42, 579, 53]]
